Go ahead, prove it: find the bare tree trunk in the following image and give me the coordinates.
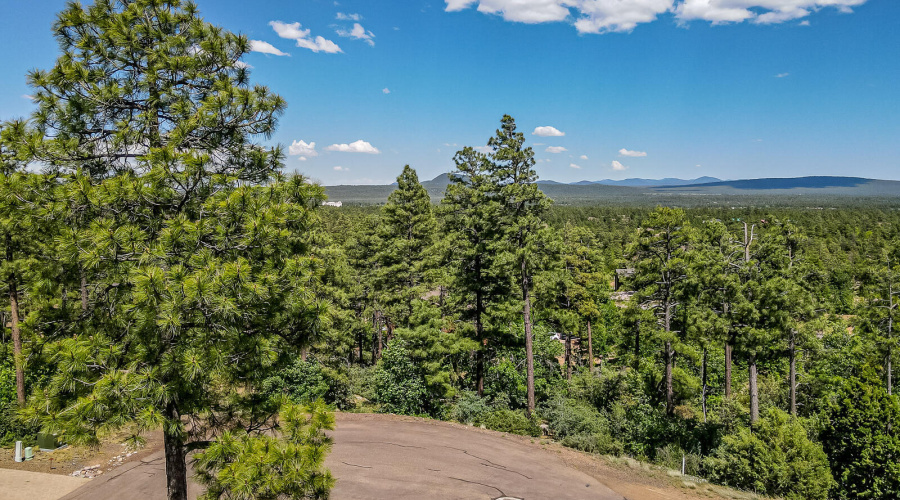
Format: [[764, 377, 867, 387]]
[[163, 403, 188, 500], [724, 341, 733, 399], [789, 333, 797, 416], [587, 320, 594, 372], [701, 348, 708, 423], [749, 353, 759, 424], [9, 275, 24, 407], [522, 266, 535, 415]]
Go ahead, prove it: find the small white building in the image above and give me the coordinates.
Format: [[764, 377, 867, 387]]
[[322, 201, 343, 207]]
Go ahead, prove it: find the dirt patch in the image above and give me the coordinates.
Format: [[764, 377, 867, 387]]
[[0, 431, 163, 478]]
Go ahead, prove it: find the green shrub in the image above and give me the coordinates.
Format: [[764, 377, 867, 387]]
[[704, 409, 833, 500], [374, 341, 429, 416], [449, 391, 490, 425], [481, 409, 540, 437], [820, 375, 900, 499], [540, 397, 623, 455], [262, 359, 352, 409]]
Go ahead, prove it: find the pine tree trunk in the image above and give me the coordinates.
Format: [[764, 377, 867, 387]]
[[475, 290, 484, 397], [522, 266, 535, 415], [665, 340, 674, 416], [9, 275, 24, 407], [724, 341, 732, 398], [376, 311, 383, 360], [749, 353, 759, 424], [587, 320, 594, 372], [701, 348, 708, 423], [565, 334, 572, 381], [633, 319, 641, 370], [888, 289, 893, 396], [163, 403, 188, 500], [80, 270, 88, 312], [789, 334, 797, 415]]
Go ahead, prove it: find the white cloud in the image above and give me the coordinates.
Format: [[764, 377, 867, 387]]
[[675, 1, 867, 26], [619, 148, 647, 157], [21, 94, 35, 101], [337, 22, 376, 46], [270, 21, 343, 54], [445, 1, 869, 32], [546, 146, 568, 153], [299, 157, 308, 161], [333, 166, 349, 171], [775, 72, 790, 78], [533, 125, 566, 137], [799, 20, 810, 26], [580, 154, 588, 160], [234, 60, 253, 69], [325, 140, 381, 154], [336, 12, 361, 21], [382, 88, 391, 94], [569, 163, 582, 169], [474, 146, 493, 154], [611, 160, 628, 171], [250, 40, 289, 56], [574, 0, 673, 33], [289, 140, 318, 157]]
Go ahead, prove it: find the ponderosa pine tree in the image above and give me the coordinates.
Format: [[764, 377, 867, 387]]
[[23, 2, 327, 500], [628, 207, 692, 416], [374, 165, 437, 331], [490, 115, 552, 414], [442, 146, 511, 396]]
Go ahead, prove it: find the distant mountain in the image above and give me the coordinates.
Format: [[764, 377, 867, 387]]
[[590, 177, 722, 187], [323, 175, 900, 206]]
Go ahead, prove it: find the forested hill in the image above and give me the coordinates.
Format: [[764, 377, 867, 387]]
[[323, 175, 900, 205]]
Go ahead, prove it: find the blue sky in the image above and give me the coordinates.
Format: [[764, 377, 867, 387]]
[[1, 0, 897, 185]]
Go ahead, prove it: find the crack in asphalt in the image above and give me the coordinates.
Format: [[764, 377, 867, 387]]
[[447, 476, 506, 497], [340, 461, 372, 469], [344, 440, 427, 449], [480, 461, 532, 479]]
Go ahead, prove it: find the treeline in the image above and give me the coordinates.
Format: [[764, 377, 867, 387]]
[[298, 130, 899, 499]]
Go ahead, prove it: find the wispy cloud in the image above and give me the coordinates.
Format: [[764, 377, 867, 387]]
[[250, 40, 289, 56], [619, 148, 647, 157], [333, 166, 349, 171], [270, 21, 342, 54], [611, 160, 628, 171], [533, 125, 565, 137], [382, 88, 391, 94], [579, 154, 588, 160], [546, 146, 568, 153], [325, 140, 381, 154], [569, 163, 581, 169], [336, 12, 361, 21], [336, 23, 375, 46], [775, 72, 790, 78]]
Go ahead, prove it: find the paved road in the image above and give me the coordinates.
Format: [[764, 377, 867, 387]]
[[61, 413, 624, 500], [0, 468, 89, 500]]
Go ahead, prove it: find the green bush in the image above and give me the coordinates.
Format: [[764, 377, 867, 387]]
[[820, 375, 900, 499], [262, 359, 352, 410], [481, 409, 540, 437], [374, 341, 430, 416], [449, 390, 490, 425], [704, 409, 834, 500], [540, 397, 622, 455]]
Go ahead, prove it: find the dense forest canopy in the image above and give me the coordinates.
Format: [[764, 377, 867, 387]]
[[1, 2, 899, 500]]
